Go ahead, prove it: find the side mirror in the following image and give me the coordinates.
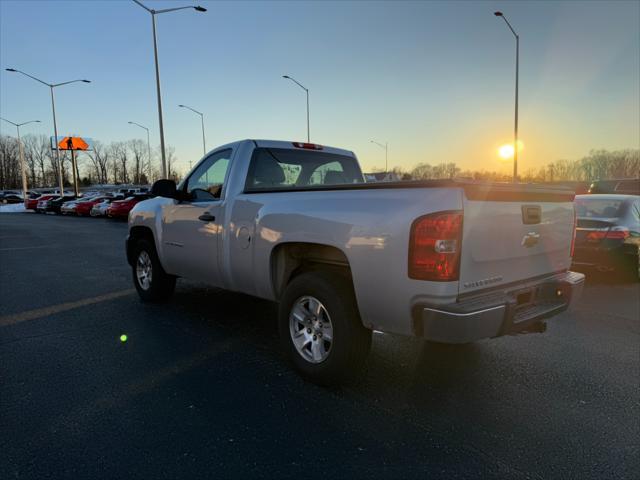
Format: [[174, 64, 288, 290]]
[[151, 179, 177, 199]]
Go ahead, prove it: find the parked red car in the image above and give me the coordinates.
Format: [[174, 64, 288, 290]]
[[26, 194, 57, 211], [107, 195, 150, 219], [75, 196, 112, 216]]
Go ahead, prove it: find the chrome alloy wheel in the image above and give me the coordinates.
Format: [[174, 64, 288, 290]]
[[289, 296, 334, 364], [136, 250, 153, 291]]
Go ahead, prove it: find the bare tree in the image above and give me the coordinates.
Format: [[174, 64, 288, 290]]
[[114, 142, 129, 184], [86, 140, 110, 184], [23, 134, 48, 186], [166, 146, 178, 181], [128, 139, 146, 184], [410, 163, 433, 180], [0, 136, 19, 189]]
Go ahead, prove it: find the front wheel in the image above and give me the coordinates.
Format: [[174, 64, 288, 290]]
[[131, 239, 176, 302], [278, 271, 371, 386]]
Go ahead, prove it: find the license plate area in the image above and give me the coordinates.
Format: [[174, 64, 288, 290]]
[[515, 289, 534, 306], [510, 284, 568, 325]]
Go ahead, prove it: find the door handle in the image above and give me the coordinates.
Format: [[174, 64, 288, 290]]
[[198, 213, 216, 222]]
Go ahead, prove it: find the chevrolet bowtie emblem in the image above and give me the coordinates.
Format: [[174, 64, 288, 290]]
[[521, 232, 540, 248]]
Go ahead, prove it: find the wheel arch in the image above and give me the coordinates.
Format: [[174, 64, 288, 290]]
[[126, 225, 156, 266], [270, 242, 355, 300]]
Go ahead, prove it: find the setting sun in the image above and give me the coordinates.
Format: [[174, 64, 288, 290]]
[[498, 144, 515, 159], [498, 141, 523, 160]]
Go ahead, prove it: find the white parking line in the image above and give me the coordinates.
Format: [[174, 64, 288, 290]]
[[0, 245, 53, 252], [0, 289, 136, 327]]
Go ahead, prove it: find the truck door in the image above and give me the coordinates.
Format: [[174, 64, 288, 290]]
[[160, 149, 232, 285]]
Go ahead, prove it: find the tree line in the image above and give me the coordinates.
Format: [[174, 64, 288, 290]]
[[0, 133, 637, 190], [0, 134, 181, 190], [379, 148, 639, 183]]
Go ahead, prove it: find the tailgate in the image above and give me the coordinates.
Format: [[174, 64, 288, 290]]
[[458, 184, 575, 294]]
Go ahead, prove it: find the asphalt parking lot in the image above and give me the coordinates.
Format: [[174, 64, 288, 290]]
[[1, 213, 638, 479]]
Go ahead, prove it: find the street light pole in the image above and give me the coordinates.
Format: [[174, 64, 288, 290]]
[[370, 140, 389, 172], [178, 104, 206, 156], [128, 121, 151, 182], [150, 12, 167, 179], [49, 86, 64, 194], [132, 0, 207, 179], [6, 68, 90, 195], [1, 118, 40, 204], [494, 11, 519, 182], [282, 75, 310, 142]]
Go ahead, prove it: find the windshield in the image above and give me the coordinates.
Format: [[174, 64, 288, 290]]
[[575, 198, 625, 218], [245, 148, 364, 191]]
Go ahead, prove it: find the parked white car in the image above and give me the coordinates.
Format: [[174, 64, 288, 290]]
[[90, 198, 112, 217], [126, 139, 585, 384], [60, 200, 79, 215]]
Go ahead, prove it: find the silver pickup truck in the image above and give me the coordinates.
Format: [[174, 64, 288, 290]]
[[127, 139, 584, 384]]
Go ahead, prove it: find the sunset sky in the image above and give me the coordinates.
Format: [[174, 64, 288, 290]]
[[1, 0, 638, 175]]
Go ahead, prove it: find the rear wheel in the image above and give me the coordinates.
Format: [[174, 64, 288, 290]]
[[278, 271, 371, 386], [131, 239, 176, 302]]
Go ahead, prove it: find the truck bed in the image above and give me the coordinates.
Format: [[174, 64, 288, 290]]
[[244, 179, 576, 202]]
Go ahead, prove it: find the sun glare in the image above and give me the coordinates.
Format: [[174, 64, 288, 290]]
[[498, 144, 515, 159], [498, 141, 523, 160]]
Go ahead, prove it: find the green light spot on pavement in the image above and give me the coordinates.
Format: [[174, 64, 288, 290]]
[[120, 334, 128, 342]]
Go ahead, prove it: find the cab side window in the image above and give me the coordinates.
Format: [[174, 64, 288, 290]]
[[185, 149, 232, 202]]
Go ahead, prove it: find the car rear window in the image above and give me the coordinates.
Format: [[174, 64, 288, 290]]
[[575, 198, 625, 218], [244, 148, 364, 192]]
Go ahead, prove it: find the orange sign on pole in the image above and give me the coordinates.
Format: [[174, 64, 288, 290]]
[[58, 136, 90, 151]]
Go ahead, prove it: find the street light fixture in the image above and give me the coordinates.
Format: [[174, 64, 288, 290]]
[[178, 104, 206, 156], [370, 140, 389, 172], [0, 118, 40, 203], [6, 68, 90, 195], [282, 75, 310, 142], [128, 121, 152, 182], [131, 0, 207, 179], [494, 11, 520, 182]]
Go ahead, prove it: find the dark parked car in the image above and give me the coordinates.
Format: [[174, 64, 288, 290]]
[[47, 195, 78, 214], [588, 179, 639, 195], [573, 194, 640, 279], [0, 193, 23, 204], [36, 195, 59, 213]]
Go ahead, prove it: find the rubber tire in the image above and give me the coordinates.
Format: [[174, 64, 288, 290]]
[[131, 238, 176, 302], [278, 271, 372, 386]]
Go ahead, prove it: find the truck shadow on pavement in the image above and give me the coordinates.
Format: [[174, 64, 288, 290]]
[[158, 281, 489, 395]]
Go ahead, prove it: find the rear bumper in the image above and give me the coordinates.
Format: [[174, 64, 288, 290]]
[[415, 271, 585, 344]]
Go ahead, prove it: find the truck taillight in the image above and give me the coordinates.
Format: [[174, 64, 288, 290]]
[[409, 212, 463, 281]]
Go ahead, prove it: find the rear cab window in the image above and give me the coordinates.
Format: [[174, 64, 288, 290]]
[[575, 198, 625, 218], [244, 148, 364, 192]]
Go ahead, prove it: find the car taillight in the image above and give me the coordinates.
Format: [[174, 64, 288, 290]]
[[409, 211, 463, 281], [570, 208, 577, 257], [586, 227, 630, 242], [605, 227, 630, 240], [292, 142, 323, 150], [586, 231, 606, 242]]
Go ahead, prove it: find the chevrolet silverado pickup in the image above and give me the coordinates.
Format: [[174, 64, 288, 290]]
[[126, 139, 585, 384]]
